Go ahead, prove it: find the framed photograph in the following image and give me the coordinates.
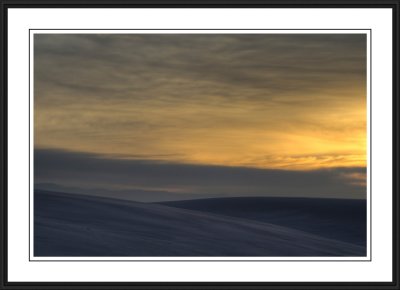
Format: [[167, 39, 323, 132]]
[[1, 1, 399, 289]]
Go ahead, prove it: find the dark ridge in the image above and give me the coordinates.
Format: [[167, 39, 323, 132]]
[[160, 196, 367, 246]]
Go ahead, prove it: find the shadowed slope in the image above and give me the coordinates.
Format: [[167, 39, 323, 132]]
[[34, 191, 365, 257], [161, 197, 366, 246]]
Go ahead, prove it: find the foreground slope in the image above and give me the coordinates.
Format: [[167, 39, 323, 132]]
[[162, 197, 366, 246], [34, 191, 365, 257]]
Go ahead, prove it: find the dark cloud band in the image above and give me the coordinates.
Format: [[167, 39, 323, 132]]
[[35, 149, 366, 200]]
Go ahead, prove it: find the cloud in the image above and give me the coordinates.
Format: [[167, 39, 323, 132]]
[[34, 149, 366, 199], [34, 34, 366, 104], [33, 33, 366, 170]]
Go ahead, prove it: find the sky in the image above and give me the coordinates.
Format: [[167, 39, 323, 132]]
[[34, 33, 367, 200]]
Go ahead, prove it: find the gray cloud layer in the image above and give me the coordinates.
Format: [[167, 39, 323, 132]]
[[34, 149, 366, 200], [35, 33, 366, 106]]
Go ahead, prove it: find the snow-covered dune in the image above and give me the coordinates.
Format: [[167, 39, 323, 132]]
[[34, 190, 365, 257], [162, 197, 366, 246]]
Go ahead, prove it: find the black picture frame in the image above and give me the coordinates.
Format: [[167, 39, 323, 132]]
[[0, 1, 399, 289]]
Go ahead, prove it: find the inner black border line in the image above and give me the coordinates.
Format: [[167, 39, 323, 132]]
[[28, 28, 372, 263], [369, 28, 372, 263], [28, 26, 30, 263]]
